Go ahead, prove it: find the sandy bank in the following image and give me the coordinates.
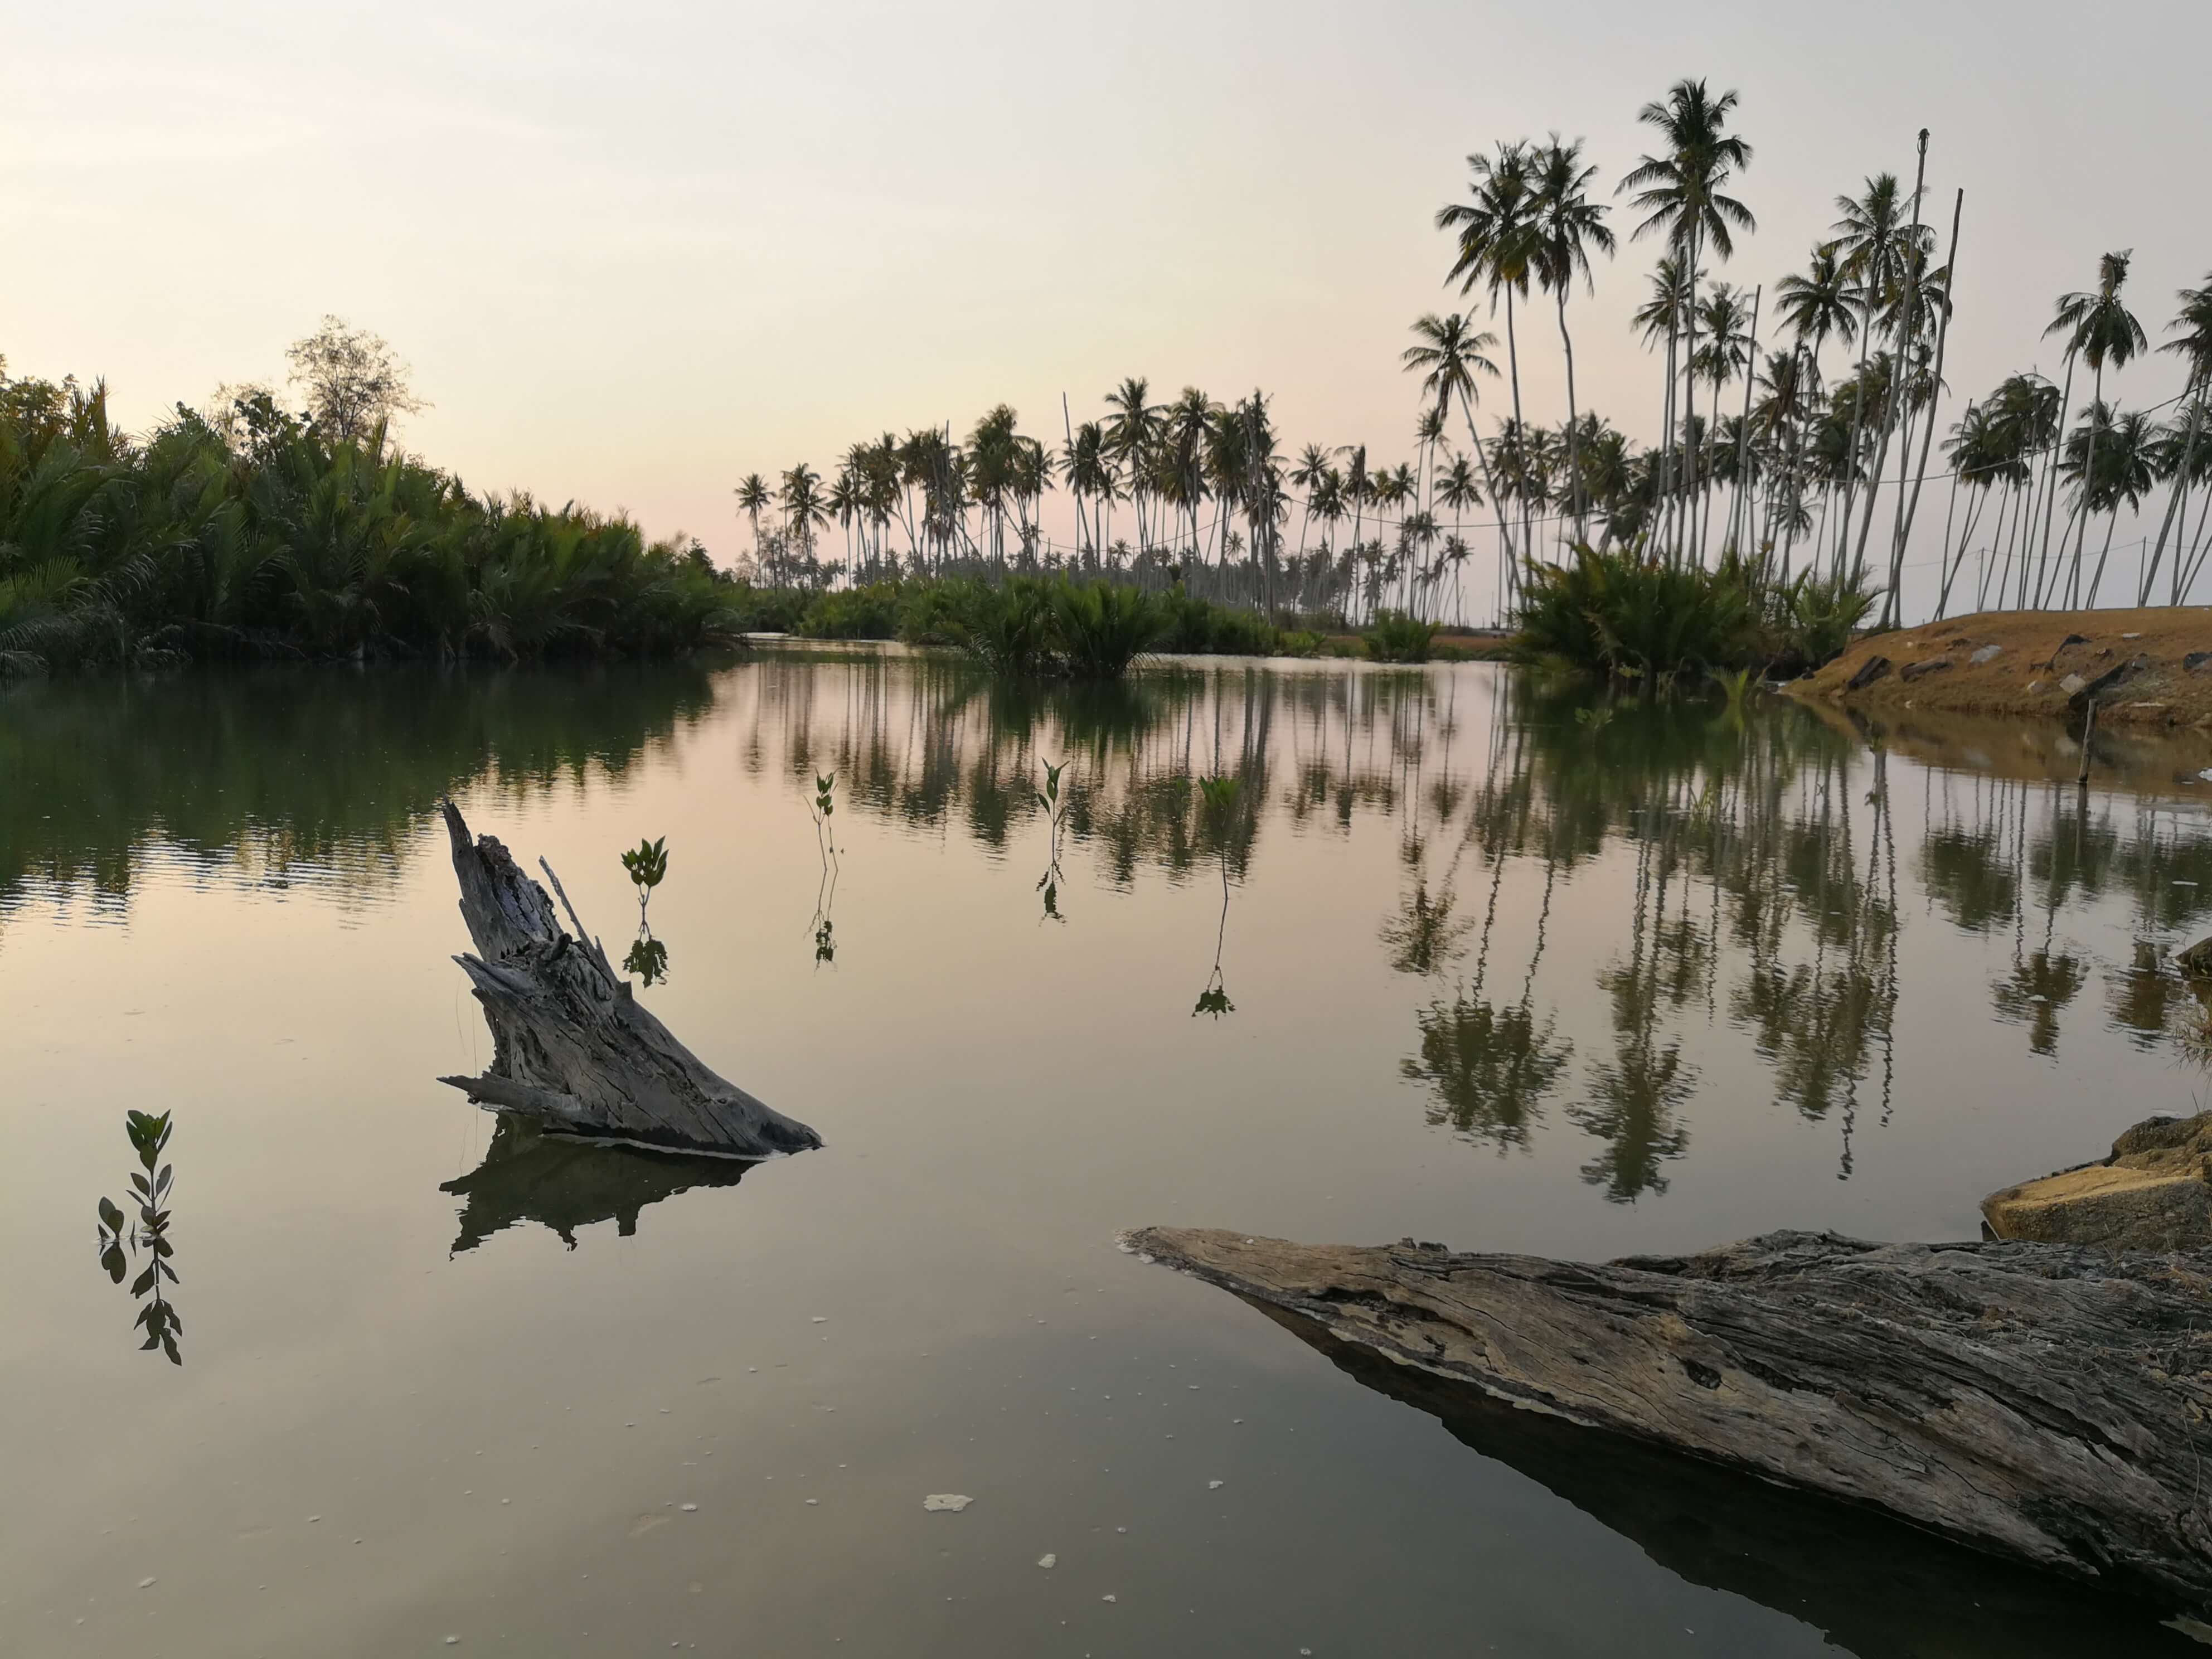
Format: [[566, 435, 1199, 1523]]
[[1794, 609, 2212, 730]]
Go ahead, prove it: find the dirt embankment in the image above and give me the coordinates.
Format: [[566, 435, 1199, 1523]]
[[1795, 609, 2212, 730]]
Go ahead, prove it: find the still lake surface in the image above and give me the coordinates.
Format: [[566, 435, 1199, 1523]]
[[7, 648, 2212, 1657]]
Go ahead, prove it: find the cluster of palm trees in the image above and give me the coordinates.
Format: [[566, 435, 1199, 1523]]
[[1931, 262, 2212, 615], [733, 386, 1434, 624], [734, 77, 2209, 628]]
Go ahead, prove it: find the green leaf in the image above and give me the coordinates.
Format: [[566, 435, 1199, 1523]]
[[98, 1196, 125, 1233], [132, 1267, 157, 1298], [101, 1242, 127, 1283]]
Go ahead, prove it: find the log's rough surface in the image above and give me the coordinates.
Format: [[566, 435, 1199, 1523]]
[[1123, 1225, 2212, 1611], [437, 800, 821, 1159]]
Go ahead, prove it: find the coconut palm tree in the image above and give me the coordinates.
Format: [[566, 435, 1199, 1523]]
[[1691, 282, 1756, 557], [1402, 313, 1514, 586], [2147, 273, 2212, 603], [1531, 135, 1616, 530], [1439, 142, 1541, 516], [1618, 79, 1756, 566], [1102, 377, 1164, 552], [1631, 256, 1697, 553], [1062, 421, 1111, 561], [1289, 442, 1335, 565], [1827, 171, 1933, 585], [734, 473, 771, 569], [2064, 402, 2160, 605], [2044, 251, 2148, 606], [778, 463, 827, 574]]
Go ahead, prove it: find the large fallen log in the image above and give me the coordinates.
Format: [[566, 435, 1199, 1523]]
[[1122, 1225, 2212, 1612], [440, 1117, 751, 1254], [437, 800, 821, 1159], [1248, 1302, 2201, 1657]]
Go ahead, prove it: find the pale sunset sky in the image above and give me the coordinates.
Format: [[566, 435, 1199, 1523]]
[[7, 0, 2209, 605]]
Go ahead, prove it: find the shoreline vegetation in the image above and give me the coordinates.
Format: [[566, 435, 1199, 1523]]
[[11, 79, 2207, 690]]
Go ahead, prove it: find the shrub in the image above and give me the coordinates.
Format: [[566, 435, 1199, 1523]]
[[1048, 579, 1163, 680], [1514, 544, 1871, 682], [798, 583, 902, 640], [1364, 610, 1439, 663]]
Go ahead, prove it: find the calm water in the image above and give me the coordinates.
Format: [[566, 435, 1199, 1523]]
[[7, 651, 2212, 1657]]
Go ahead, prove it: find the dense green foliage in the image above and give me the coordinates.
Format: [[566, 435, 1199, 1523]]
[[0, 370, 741, 673], [1514, 544, 1873, 681], [764, 574, 1332, 675], [1364, 610, 1441, 663]]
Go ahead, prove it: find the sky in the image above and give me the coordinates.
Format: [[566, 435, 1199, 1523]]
[[6, 0, 2210, 613]]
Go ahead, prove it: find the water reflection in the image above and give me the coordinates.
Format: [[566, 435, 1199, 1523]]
[[22, 653, 2212, 1202], [1256, 1301, 2201, 1658], [1, 663, 717, 916], [440, 1118, 750, 1254], [93, 1110, 183, 1364]]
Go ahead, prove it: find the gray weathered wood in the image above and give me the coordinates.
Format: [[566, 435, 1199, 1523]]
[[1122, 1224, 2212, 1611], [438, 799, 822, 1159]]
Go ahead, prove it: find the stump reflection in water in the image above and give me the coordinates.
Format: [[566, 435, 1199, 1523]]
[[440, 1117, 750, 1254]]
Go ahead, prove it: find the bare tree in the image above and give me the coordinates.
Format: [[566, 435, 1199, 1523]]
[[285, 316, 426, 444]]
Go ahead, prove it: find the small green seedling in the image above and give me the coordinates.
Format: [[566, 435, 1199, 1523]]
[[621, 837, 669, 898]]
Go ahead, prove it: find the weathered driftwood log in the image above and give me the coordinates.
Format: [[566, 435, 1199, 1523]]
[[1123, 1225, 2212, 1612], [1249, 1302, 2203, 1656], [438, 800, 821, 1159], [1984, 1111, 2212, 1250]]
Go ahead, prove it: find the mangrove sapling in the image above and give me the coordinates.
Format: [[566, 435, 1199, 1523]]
[[811, 772, 838, 861], [618, 836, 671, 987], [620, 837, 668, 919], [94, 1110, 182, 1364]]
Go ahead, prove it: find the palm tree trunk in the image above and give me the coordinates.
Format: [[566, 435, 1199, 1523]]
[[1681, 229, 1702, 567], [2065, 363, 2106, 609], [1555, 289, 1584, 536], [1893, 190, 1966, 610], [2085, 505, 2122, 607], [1655, 317, 1680, 562], [1933, 439, 1970, 619], [2030, 356, 2076, 608], [1729, 285, 1762, 561], [1832, 314, 1877, 586], [2148, 386, 2206, 604]]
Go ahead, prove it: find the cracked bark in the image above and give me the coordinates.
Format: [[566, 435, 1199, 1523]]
[[1123, 1225, 2212, 1612]]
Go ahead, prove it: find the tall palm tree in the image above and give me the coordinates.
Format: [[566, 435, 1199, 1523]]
[[734, 473, 771, 569], [1631, 256, 1697, 553], [1401, 313, 1515, 587], [1691, 282, 1755, 557], [1289, 442, 1335, 565], [779, 463, 828, 577], [1826, 170, 1931, 585], [1618, 78, 1756, 566], [2044, 251, 2148, 605], [1439, 140, 1540, 562], [2147, 273, 2212, 603], [1165, 386, 1216, 558], [1531, 135, 1616, 530], [1102, 377, 1164, 552], [2066, 402, 2160, 604]]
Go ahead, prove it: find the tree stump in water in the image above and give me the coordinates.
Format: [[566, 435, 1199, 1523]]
[[1123, 1225, 2212, 1612], [437, 800, 821, 1160]]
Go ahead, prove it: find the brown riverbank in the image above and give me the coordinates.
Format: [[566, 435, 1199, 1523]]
[[1795, 609, 2212, 730]]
